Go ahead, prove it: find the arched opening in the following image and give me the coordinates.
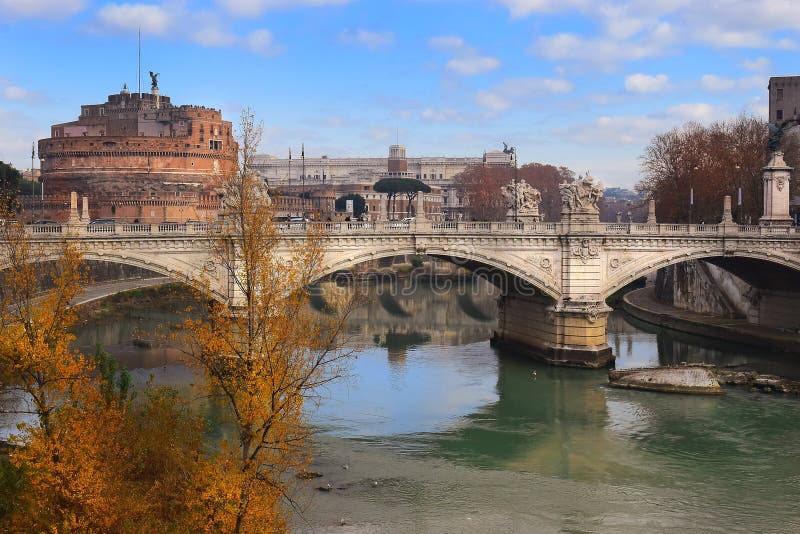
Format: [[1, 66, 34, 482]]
[[607, 253, 800, 343]]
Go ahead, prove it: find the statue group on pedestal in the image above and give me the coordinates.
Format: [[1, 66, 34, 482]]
[[501, 180, 541, 221], [558, 174, 603, 213]]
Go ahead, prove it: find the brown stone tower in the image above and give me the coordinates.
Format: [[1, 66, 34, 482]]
[[37, 84, 237, 221], [387, 144, 408, 174]]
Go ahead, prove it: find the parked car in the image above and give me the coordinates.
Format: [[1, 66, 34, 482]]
[[31, 220, 60, 225], [388, 217, 415, 229], [88, 218, 116, 225]]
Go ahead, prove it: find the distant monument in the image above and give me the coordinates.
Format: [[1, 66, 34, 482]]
[[149, 71, 159, 91], [501, 180, 541, 222], [559, 174, 603, 223]]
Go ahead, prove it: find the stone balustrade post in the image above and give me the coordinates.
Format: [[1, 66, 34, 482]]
[[646, 199, 657, 224], [760, 151, 793, 227]]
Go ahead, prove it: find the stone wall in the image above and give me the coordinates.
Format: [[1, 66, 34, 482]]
[[654, 260, 800, 332]]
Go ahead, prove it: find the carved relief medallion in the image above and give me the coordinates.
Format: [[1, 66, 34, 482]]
[[571, 239, 599, 264]]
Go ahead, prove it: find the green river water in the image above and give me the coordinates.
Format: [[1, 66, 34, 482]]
[[65, 280, 800, 533]]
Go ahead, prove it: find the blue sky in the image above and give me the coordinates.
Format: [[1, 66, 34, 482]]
[[1, 0, 797, 187]]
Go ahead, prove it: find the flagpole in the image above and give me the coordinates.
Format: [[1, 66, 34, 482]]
[[138, 27, 141, 97]]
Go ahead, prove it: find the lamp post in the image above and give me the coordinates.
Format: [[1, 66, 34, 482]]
[[513, 146, 518, 222], [30, 142, 35, 199], [688, 165, 698, 225], [502, 143, 518, 222]]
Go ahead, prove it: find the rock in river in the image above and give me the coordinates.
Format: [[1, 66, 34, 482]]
[[608, 366, 723, 395]]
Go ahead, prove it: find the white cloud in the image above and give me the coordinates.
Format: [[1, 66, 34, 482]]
[[557, 101, 725, 147], [3, 86, 30, 101], [475, 91, 510, 112], [428, 36, 466, 51], [697, 26, 770, 48], [495, 0, 587, 18], [218, 0, 350, 17], [741, 57, 770, 72], [94, 3, 172, 35], [245, 29, 284, 57], [187, 10, 238, 47], [420, 108, 464, 122], [745, 95, 769, 118], [429, 35, 500, 76], [337, 29, 394, 50], [476, 77, 573, 112], [775, 38, 798, 50], [446, 56, 500, 76], [515, 1, 800, 72], [624, 73, 669, 93], [665, 102, 718, 123], [0, 108, 46, 170], [0, 82, 45, 104], [531, 31, 671, 70], [699, 74, 763, 92], [0, 0, 86, 19], [90, 4, 284, 57]]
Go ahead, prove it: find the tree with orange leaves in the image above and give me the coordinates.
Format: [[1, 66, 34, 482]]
[[181, 109, 357, 532], [0, 206, 204, 531]]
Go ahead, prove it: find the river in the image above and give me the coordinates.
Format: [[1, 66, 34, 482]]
[[68, 279, 800, 532]]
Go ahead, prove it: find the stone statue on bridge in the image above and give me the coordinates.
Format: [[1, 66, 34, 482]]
[[768, 118, 800, 152], [559, 174, 604, 222], [501, 180, 541, 222]]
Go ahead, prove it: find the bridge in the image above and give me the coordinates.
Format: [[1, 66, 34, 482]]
[[6, 153, 800, 368]]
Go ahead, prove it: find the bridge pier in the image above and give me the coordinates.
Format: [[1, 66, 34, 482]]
[[493, 292, 613, 368]]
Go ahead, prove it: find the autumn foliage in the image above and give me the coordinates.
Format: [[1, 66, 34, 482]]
[[0, 207, 205, 531], [637, 115, 800, 224], [0, 110, 356, 532], [180, 109, 357, 532], [453, 163, 574, 221]]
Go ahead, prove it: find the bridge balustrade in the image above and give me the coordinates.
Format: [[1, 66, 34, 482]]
[[123, 224, 153, 233], [29, 224, 63, 234], [19, 220, 800, 238], [86, 224, 116, 234]]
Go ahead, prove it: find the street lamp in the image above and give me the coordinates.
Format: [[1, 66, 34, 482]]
[[689, 165, 698, 225], [502, 142, 518, 222], [734, 163, 742, 224]]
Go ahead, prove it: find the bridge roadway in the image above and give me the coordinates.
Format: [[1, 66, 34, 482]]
[[13, 219, 800, 368]]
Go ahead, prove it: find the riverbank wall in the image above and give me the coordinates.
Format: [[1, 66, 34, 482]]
[[622, 286, 800, 353], [654, 260, 800, 332]]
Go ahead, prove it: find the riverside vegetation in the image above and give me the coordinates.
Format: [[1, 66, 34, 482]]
[[0, 109, 357, 533]]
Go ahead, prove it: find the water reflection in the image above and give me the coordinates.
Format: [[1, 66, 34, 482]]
[[56, 279, 800, 529]]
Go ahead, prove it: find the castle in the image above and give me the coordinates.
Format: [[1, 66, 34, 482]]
[[37, 80, 237, 223]]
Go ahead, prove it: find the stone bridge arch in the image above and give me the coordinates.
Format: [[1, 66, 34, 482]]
[[0, 248, 230, 304], [317, 244, 563, 300], [601, 248, 800, 300]]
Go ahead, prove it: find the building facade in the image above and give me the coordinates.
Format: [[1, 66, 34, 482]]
[[254, 144, 513, 220], [37, 85, 237, 222], [768, 76, 800, 123]]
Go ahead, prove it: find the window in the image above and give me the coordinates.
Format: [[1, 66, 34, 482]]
[[777, 109, 784, 120], [209, 140, 222, 150], [777, 88, 784, 101], [439, 173, 443, 179], [423, 173, 427, 179]]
